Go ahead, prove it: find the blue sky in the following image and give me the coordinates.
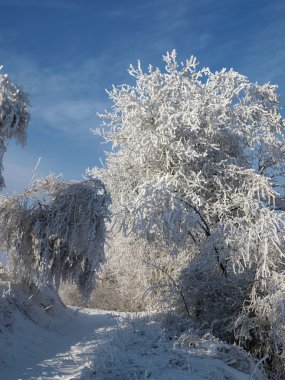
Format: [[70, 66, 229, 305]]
[[0, 0, 284, 193]]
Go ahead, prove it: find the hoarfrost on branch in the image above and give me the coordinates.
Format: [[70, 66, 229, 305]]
[[0, 68, 30, 189]]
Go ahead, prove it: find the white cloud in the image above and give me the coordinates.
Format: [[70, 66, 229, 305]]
[[37, 99, 107, 138], [0, 52, 111, 139]]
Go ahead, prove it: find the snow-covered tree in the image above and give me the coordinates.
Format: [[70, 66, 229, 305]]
[[0, 68, 30, 189], [95, 53, 280, 223], [0, 175, 111, 301], [89, 51, 285, 377], [91, 49, 285, 276]]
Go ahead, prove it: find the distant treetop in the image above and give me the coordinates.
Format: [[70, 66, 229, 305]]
[[0, 68, 30, 189]]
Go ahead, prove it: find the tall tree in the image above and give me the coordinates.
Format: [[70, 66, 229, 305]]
[[90, 51, 285, 376]]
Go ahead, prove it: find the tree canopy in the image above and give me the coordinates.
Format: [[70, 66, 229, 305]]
[[91, 50, 285, 273]]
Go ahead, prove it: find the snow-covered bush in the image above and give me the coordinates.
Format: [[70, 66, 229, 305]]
[[233, 272, 285, 379], [89, 230, 190, 312], [0, 68, 30, 189], [0, 175, 110, 301], [89, 51, 285, 377]]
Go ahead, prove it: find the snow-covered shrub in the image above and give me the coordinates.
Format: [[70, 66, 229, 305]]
[[174, 208, 285, 377], [0, 175, 110, 301], [176, 328, 267, 379], [90, 230, 190, 312], [233, 272, 285, 378], [89, 50, 285, 377], [0, 68, 30, 189]]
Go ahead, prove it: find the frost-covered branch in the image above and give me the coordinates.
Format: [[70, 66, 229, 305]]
[[0, 175, 111, 301], [90, 50, 285, 278], [0, 68, 30, 189]]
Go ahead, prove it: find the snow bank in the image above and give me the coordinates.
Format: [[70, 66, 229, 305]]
[[0, 281, 71, 377]]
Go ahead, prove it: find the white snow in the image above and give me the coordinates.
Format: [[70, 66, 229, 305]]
[[0, 284, 264, 380]]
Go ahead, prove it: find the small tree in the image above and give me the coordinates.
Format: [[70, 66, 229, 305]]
[[89, 51, 285, 377], [0, 68, 30, 189], [0, 174, 111, 301]]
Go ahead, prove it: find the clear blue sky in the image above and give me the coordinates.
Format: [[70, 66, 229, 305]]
[[0, 0, 284, 193]]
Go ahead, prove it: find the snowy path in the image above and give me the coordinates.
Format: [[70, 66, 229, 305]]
[[0, 308, 117, 380], [0, 306, 261, 380]]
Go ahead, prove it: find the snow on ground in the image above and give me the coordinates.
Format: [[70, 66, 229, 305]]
[[0, 282, 266, 380]]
